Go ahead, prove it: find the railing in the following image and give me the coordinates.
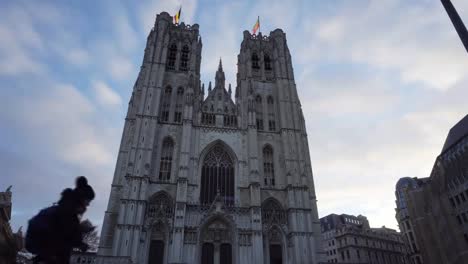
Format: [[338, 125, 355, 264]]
[[70, 253, 132, 264]]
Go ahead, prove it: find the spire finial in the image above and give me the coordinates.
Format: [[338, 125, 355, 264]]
[[218, 58, 223, 71]]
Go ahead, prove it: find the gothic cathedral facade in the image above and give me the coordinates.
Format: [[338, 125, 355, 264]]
[[97, 11, 323, 264]]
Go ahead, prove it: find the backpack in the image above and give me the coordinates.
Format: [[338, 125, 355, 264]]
[[25, 206, 58, 255]]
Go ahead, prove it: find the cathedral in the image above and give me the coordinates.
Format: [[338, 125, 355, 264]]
[[97, 11, 323, 264]]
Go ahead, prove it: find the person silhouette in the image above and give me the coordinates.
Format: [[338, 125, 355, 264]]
[[26, 176, 95, 264]]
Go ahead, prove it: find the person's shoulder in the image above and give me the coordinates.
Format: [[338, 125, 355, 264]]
[[35, 205, 60, 219]]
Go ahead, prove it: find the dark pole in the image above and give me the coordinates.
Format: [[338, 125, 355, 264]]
[[441, 0, 468, 53]]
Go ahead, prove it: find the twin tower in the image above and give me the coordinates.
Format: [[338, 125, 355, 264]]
[[97, 11, 324, 264]]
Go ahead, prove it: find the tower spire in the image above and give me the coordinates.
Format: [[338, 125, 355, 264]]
[[215, 57, 225, 89], [218, 57, 223, 71]]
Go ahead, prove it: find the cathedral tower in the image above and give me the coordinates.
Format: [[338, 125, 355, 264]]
[[97, 11, 323, 264]]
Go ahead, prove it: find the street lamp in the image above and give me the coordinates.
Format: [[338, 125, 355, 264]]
[[441, 0, 468, 53]]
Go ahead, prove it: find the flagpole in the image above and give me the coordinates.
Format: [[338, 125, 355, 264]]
[[258, 16, 260, 34], [441, 0, 468, 53]]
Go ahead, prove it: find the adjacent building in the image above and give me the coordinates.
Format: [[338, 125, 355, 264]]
[[395, 177, 425, 264], [0, 187, 23, 264], [321, 214, 408, 264], [91, 11, 323, 264], [395, 114, 468, 264]]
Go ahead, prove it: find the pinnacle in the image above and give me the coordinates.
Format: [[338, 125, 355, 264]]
[[218, 58, 223, 71]]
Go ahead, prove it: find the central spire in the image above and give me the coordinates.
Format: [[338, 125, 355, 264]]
[[215, 57, 225, 89], [218, 57, 223, 71]]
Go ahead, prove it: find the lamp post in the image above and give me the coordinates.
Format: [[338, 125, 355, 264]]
[[441, 0, 468, 53]]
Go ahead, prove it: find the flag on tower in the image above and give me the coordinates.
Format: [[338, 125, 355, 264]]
[[174, 7, 182, 24], [252, 16, 260, 34]]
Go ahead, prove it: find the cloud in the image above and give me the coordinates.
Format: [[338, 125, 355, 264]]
[[63, 48, 91, 66], [93, 80, 122, 108], [303, 0, 468, 91]]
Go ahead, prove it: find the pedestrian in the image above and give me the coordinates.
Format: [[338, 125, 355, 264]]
[[25, 176, 96, 264]]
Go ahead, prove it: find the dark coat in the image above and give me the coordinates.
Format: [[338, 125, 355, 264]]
[[26, 205, 86, 264]]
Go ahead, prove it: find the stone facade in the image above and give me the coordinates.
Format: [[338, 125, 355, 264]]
[[97, 11, 323, 264], [394, 177, 426, 264], [396, 115, 468, 264], [320, 214, 408, 264]]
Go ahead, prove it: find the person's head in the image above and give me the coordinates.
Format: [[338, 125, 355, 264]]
[[58, 176, 95, 215]]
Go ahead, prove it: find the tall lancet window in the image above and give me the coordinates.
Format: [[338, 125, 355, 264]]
[[267, 96, 275, 131], [252, 52, 260, 70], [263, 146, 275, 186], [174, 87, 184, 123], [159, 138, 174, 181], [179, 45, 190, 71], [264, 54, 272, 71], [160, 86, 172, 122], [166, 44, 177, 70], [200, 144, 234, 206], [255, 95, 264, 130]]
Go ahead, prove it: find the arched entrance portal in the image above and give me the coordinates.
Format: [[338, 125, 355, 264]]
[[148, 222, 166, 264], [262, 199, 287, 264], [146, 192, 173, 264], [200, 218, 233, 264]]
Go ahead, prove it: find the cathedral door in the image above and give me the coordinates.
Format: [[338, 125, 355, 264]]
[[220, 243, 232, 264], [269, 244, 282, 264], [148, 240, 164, 264], [201, 243, 214, 264]]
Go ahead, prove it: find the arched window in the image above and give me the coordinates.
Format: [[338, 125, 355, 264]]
[[174, 87, 184, 123], [263, 145, 275, 186], [252, 52, 260, 70], [200, 144, 234, 205], [264, 54, 272, 70], [267, 96, 275, 131], [261, 199, 286, 226], [148, 192, 173, 218], [166, 44, 177, 70], [255, 95, 263, 130], [180, 45, 190, 71], [160, 86, 172, 122], [159, 138, 174, 181]]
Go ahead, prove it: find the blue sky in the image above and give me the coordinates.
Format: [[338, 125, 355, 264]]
[[1, 0, 467, 233]]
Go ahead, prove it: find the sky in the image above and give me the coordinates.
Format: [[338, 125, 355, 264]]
[[1, 0, 467, 233]]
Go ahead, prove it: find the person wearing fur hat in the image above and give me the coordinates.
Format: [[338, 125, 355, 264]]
[[26, 176, 96, 264]]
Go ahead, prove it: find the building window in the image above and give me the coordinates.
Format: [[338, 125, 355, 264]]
[[463, 213, 468, 223], [252, 52, 260, 69], [200, 144, 234, 205], [462, 192, 467, 203], [167, 44, 177, 70], [357, 250, 360, 259], [264, 54, 272, 70], [457, 215, 463, 225], [223, 115, 237, 127], [263, 145, 275, 186], [159, 138, 174, 181], [201, 113, 216, 125], [456, 195, 461, 205], [160, 86, 172, 122], [174, 87, 184, 123], [267, 96, 276, 131], [346, 250, 350, 259], [179, 45, 190, 71], [449, 197, 456, 207], [256, 95, 263, 130]]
